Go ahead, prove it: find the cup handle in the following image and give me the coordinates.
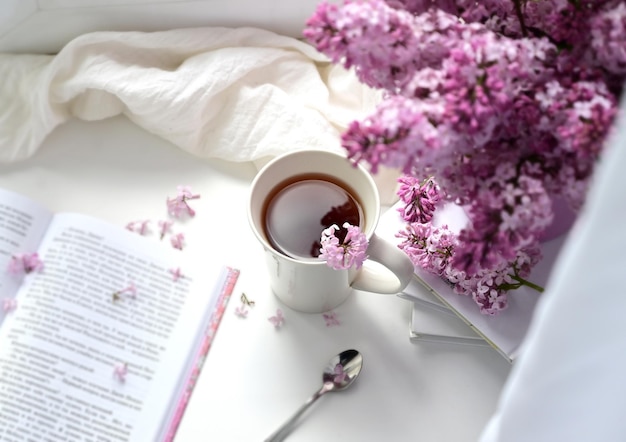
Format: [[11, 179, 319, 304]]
[[351, 233, 414, 294]]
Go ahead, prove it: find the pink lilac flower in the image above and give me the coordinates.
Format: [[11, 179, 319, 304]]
[[319, 223, 368, 270], [450, 170, 552, 275], [304, 0, 424, 91], [234, 304, 248, 318], [158, 220, 173, 240], [126, 220, 150, 235], [457, 0, 601, 47], [170, 232, 185, 250], [113, 362, 128, 383], [342, 95, 445, 174], [536, 80, 617, 163], [396, 175, 444, 223], [397, 222, 455, 275], [305, 0, 624, 314], [8, 253, 44, 275], [166, 185, 201, 219], [2, 298, 17, 313], [589, 2, 626, 76], [268, 309, 285, 328], [112, 282, 137, 302], [398, 215, 544, 314], [169, 267, 183, 281], [444, 244, 542, 315], [333, 363, 347, 384], [323, 311, 341, 327], [137, 220, 150, 235], [385, 0, 458, 15]]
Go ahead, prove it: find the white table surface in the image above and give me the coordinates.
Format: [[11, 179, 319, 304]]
[[0, 116, 512, 442]]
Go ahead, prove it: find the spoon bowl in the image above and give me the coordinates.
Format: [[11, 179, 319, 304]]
[[265, 349, 363, 442], [322, 349, 363, 391]]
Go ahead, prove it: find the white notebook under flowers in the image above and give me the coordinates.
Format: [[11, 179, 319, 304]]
[[377, 201, 568, 362], [399, 277, 489, 347]]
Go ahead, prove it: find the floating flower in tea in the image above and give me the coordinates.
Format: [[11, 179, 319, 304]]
[[319, 222, 368, 270]]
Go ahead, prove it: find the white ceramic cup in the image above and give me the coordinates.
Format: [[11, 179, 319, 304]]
[[248, 149, 414, 313]]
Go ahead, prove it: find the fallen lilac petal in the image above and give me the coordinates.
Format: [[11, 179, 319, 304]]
[[333, 364, 347, 383], [323, 311, 341, 327], [169, 267, 183, 281], [170, 232, 185, 250], [2, 298, 17, 313], [234, 304, 248, 318], [268, 309, 285, 328], [113, 362, 128, 383], [158, 220, 173, 240]]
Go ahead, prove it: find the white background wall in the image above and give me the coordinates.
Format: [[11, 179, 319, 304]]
[[0, 0, 334, 54]]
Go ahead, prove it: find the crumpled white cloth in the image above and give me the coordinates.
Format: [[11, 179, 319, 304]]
[[0, 26, 380, 164]]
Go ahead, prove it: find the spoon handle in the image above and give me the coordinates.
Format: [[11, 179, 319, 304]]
[[264, 383, 333, 442]]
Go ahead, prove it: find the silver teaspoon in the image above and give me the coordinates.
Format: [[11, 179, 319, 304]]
[[264, 349, 364, 442]]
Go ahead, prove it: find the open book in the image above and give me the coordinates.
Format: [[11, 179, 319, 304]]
[[0, 187, 239, 441], [378, 201, 566, 362]]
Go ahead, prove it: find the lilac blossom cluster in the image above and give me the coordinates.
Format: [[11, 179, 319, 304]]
[[395, 178, 543, 314], [304, 0, 625, 313], [319, 222, 369, 270]]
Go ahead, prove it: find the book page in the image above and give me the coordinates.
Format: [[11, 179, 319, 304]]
[[0, 188, 53, 328], [0, 213, 225, 441]]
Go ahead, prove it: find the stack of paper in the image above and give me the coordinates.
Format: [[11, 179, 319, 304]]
[[377, 202, 568, 362], [399, 277, 489, 346]]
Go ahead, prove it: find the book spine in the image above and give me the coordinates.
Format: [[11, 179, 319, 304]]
[[163, 267, 240, 442]]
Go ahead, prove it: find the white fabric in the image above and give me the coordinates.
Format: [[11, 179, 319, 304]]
[[480, 93, 626, 441], [0, 27, 380, 164]]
